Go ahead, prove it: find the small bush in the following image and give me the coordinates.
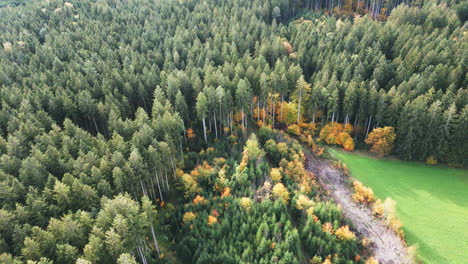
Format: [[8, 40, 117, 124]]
[[425, 156, 438, 165], [352, 180, 375, 204]]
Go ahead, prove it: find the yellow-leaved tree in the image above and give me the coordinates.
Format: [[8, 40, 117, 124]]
[[365, 126, 396, 157], [272, 183, 290, 204], [270, 168, 282, 183]]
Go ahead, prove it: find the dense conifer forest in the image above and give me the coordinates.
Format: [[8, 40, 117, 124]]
[[0, 0, 466, 263]]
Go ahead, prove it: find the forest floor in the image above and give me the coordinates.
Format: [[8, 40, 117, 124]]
[[305, 152, 412, 264]]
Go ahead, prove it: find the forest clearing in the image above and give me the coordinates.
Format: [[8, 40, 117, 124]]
[[331, 149, 468, 264]]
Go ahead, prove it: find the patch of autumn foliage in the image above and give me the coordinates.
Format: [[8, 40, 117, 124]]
[[320, 123, 355, 151], [192, 195, 206, 205], [207, 215, 218, 226], [238, 153, 249, 172], [283, 158, 307, 182], [220, 187, 231, 198], [365, 257, 379, 264], [182, 212, 196, 225], [276, 101, 298, 125], [211, 209, 220, 217], [272, 183, 290, 204], [281, 38, 294, 55], [240, 197, 252, 211], [335, 225, 356, 240], [180, 173, 202, 198], [186, 128, 196, 140], [212, 157, 226, 167], [299, 122, 319, 140], [298, 171, 317, 194], [322, 256, 332, 264], [253, 107, 267, 120], [425, 155, 438, 165], [270, 168, 282, 183], [287, 124, 302, 136], [352, 180, 375, 204], [190, 161, 216, 180], [322, 222, 334, 233], [300, 134, 324, 156], [233, 111, 244, 123], [373, 198, 404, 238], [365, 126, 396, 157], [295, 194, 315, 210], [334, 161, 350, 176]]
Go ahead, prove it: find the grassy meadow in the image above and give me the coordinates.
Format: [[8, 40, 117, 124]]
[[330, 149, 468, 264]]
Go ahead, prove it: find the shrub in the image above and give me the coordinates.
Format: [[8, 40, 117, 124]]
[[352, 180, 375, 204], [425, 156, 438, 165], [287, 124, 301, 136]]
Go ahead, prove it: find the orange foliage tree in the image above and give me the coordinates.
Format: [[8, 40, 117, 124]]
[[365, 126, 396, 157], [320, 123, 354, 151], [186, 128, 196, 140]]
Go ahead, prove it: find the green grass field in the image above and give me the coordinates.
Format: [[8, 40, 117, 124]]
[[330, 149, 468, 264]]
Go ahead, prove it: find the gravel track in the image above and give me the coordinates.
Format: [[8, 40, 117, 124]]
[[305, 152, 412, 264]]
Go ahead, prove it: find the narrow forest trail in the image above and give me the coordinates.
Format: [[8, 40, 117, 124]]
[[305, 152, 412, 264]]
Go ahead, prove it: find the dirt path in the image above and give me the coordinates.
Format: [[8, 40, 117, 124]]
[[305, 152, 412, 264]]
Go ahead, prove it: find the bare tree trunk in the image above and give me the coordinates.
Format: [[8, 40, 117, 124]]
[[154, 170, 164, 202], [298, 89, 302, 124], [257, 100, 260, 121], [208, 117, 212, 132], [272, 100, 276, 126], [170, 155, 176, 178], [365, 115, 372, 139], [202, 116, 207, 144], [91, 116, 99, 134], [150, 225, 161, 256], [149, 176, 157, 199], [219, 100, 223, 135], [230, 111, 233, 132], [164, 169, 169, 190], [140, 180, 148, 196], [213, 110, 218, 138], [281, 94, 284, 121], [263, 104, 266, 123]]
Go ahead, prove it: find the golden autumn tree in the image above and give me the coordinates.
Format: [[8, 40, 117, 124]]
[[320, 123, 354, 151], [272, 183, 290, 204], [270, 168, 282, 183], [365, 126, 396, 157], [335, 225, 356, 240], [182, 212, 197, 225]]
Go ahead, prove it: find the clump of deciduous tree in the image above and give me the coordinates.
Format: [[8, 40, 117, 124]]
[[365, 126, 397, 157]]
